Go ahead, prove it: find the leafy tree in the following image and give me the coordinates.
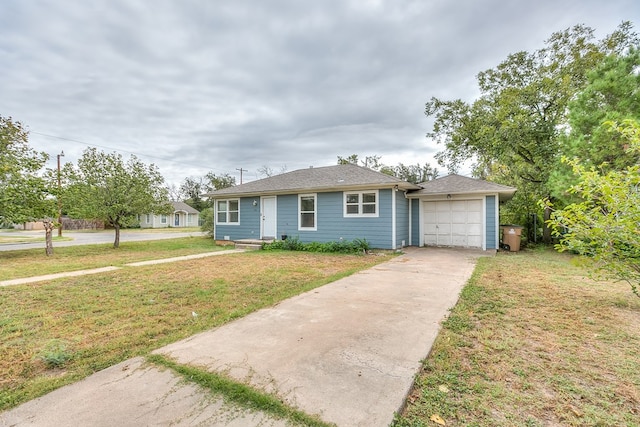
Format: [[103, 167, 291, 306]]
[[179, 176, 209, 211], [550, 46, 640, 202], [204, 172, 236, 192], [337, 154, 382, 170], [426, 23, 638, 242], [543, 120, 640, 297], [0, 116, 53, 224], [199, 207, 214, 237], [196, 172, 235, 238], [63, 148, 172, 248], [337, 154, 438, 183], [380, 163, 439, 183], [0, 116, 58, 254]]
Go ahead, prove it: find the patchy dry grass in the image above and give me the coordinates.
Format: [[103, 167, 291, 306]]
[[0, 250, 386, 411], [394, 248, 640, 427], [0, 237, 225, 280]]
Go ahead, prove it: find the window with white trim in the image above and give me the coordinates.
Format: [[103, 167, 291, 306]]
[[216, 199, 240, 224], [344, 190, 378, 217], [160, 214, 167, 224], [299, 194, 317, 230]]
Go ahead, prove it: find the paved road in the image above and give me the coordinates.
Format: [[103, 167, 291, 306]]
[[0, 229, 207, 251]]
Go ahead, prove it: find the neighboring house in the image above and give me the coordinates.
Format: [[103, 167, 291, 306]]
[[139, 201, 200, 228], [206, 164, 516, 251]]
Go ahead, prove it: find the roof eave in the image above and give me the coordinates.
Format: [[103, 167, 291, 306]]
[[206, 182, 420, 198]]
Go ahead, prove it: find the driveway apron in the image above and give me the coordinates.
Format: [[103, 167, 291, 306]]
[[1, 247, 485, 427]]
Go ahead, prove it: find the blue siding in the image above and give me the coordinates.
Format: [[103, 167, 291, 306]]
[[395, 191, 409, 247], [485, 195, 497, 249], [410, 199, 420, 246], [291, 190, 393, 248], [217, 190, 402, 248], [215, 198, 261, 240]]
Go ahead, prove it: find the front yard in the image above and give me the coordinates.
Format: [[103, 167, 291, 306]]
[[2, 241, 638, 426], [0, 245, 386, 411], [394, 248, 640, 426]]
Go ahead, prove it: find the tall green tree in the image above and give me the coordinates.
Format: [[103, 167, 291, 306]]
[[550, 46, 640, 202], [64, 148, 172, 248], [337, 154, 438, 183], [198, 172, 236, 237], [426, 23, 638, 242], [0, 116, 54, 225], [204, 172, 236, 192], [179, 176, 209, 211], [544, 120, 640, 297]]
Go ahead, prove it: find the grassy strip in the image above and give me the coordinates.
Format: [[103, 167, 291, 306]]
[[0, 251, 386, 411], [148, 354, 334, 427], [0, 236, 225, 280], [393, 249, 640, 426]]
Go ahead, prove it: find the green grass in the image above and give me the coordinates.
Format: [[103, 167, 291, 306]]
[[0, 249, 386, 412], [148, 354, 334, 427], [0, 236, 226, 280], [393, 249, 640, 427]]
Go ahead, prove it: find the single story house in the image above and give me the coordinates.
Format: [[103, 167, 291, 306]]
[[206, 164, 516, 250], [139, 201, 200, 228]]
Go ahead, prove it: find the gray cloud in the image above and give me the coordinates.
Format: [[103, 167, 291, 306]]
[[1, 0, 638, 185]]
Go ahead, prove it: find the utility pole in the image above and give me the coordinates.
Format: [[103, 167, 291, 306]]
[[236, 168, 248, 185], [57, 150, 65, 237]]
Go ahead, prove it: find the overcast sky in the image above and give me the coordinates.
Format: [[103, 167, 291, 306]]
[[1, 1, 638, 186]]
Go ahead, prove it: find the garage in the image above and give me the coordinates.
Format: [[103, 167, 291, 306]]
[[408, 174, 517, 251], [423, 199, 482, 248]]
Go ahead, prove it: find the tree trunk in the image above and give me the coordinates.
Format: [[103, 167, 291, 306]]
[[43, 219, 54, 256], [113, 224, 120, 248]]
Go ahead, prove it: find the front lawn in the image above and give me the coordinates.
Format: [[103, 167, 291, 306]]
[[0, 237, 226, 281], [394, 248, 640, 426], [0, 250, 386, 411]]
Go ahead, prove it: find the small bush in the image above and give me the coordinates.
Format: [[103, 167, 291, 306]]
[[38, 340, 73, 368], [263, 237, 370, 254]]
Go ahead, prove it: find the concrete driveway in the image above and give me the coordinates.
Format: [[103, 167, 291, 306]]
[[0, 229, 206, 251], [0, 247, 487, 427]]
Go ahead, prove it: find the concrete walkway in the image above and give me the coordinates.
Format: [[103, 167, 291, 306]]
[[0, 247, 486, 427]]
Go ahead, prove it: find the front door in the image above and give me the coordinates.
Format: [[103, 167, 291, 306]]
[[174, 213, 180, 227], [261, 196, 277, 239]]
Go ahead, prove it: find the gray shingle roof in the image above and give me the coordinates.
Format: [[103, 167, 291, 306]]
[[172, 201, 200, 214], [412, 174, 516, 200], [206, 164, 421, 197]]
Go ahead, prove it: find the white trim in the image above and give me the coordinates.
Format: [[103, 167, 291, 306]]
[[260, 196, 277, 239], [418, 199, 424, 246], [298, 193, 317, 231], [494, 193, 500, 250], [391, 189, 397, 249], [215, 198, 240, 225], [481, 196, 487, 250], [408, 198, 412, 246], [343, 190, 379, 218]]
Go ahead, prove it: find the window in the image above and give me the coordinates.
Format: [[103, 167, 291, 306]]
[[344, 190, 378, 217], [161, 214, 167, 224], [216, 199, 240, 224], [299, 194, 316, 230], [146, 214, 150, 223]]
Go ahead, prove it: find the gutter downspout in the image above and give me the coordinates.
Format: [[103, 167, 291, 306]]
[[391, 188, 397, 250]]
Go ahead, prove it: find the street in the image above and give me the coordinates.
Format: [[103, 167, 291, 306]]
[[0, 229, 207, 252]]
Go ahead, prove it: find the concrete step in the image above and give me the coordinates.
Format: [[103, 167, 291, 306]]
[[233, 239, 275, 251], [234, 243, 263, 251]]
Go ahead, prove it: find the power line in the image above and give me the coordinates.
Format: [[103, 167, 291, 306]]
[[236, 167, 248, 184], [30, 131, 227, 174]]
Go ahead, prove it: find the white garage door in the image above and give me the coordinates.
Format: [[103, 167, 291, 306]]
[[423, 200, 483, 248]]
